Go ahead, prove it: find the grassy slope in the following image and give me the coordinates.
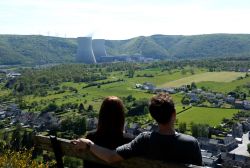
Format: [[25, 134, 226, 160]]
[[197, 76, 250, 93], [24, 70, 245, 111], [177, 107, 238, 126], [24, 68, 200, 110], [17, 68, 244, 126], [161, 72, 245, 87]]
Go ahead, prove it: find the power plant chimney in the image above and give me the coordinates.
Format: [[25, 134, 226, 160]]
[[76, 37, 96, 64], [92, 39, 107, 62]]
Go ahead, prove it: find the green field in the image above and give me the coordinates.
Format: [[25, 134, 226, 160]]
[[161, 72, 245, 87], [24, 68, 202, 111], [23, 69, 247, 113], [177, 107, 239, 126], [197, 76, 250, 93]]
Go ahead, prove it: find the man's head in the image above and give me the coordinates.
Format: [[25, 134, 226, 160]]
[[149, 93, 176, 125]]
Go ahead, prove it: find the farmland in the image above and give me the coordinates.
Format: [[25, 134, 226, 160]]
[[160, 72, 245, 87], [177, 107, 239, 126], [1, 62, 249, 129]]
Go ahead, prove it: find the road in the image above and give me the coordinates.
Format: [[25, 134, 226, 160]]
[[230, 132, 250, 157]]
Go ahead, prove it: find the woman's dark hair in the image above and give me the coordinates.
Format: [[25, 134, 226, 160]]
[[149, 93, 175, 124], [97, 96, 125, 136]]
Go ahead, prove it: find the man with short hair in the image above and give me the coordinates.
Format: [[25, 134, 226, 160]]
[[72, 93, 202, 166]]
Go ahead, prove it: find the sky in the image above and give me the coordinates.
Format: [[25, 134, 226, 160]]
[[0, 0, 250, 40]]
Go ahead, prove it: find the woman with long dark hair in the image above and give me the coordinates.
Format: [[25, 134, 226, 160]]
[[84, 96, 132, 168]]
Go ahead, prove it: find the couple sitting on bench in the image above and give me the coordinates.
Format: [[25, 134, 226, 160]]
[[72, 93, 202, 167]]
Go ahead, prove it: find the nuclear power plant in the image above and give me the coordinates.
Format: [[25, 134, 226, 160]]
[[76, 37, 108, 64], [76, 36, 154, 64], [92, 39, 107, 62], [76, 37, 97, 64]]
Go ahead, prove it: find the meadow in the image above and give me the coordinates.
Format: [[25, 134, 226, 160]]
[[23, 68, 247, 114], [160, 72, 245, 87], [1, 64, 249, 143], [177, 107, 238, 126]]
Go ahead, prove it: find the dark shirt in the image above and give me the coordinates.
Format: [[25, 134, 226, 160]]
[[116, 131, 202, 166], [84, 131, 133, 168]]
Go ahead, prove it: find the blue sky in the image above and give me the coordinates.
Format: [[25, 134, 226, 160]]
[[0, 0, 250, 39]]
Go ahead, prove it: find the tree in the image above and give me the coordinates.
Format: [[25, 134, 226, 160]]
[[179, 122, 187, 133], [0, 140, 6, 152], [21, 130, 33, 149], [128, 69, 135, 78], [191, 123, 209, 138], [64, 156, 82, 168], [181, 96, 190, 105], [191, 82, 197, 89], [87, 105, 93, 112], [61, 116, 86, 136], [190, 69, 195, 75], [74, 117, 87, 135], [143, 106, 149, 114], [11, 125, 22, 151], [78, 103, 85, 113], [43, 103, 58, 112]]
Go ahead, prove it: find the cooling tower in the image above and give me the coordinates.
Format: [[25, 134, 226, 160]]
[[76, 37, 96, 64], [92, 39, 107, 62]]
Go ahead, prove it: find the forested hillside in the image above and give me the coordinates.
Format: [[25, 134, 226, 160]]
[[0, 35, 77, 65], [1, 34, 250, 65], [105, 34, 250, 59]]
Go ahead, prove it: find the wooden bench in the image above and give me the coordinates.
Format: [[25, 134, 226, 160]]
[[34, 135, 202, 168]]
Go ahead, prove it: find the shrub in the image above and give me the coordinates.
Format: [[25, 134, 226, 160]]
[[0, 149, 55, 168]]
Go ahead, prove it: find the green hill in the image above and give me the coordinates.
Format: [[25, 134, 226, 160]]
[[0, 35, 77, 65], [1, 34, 250, 64], [106, 34, 250, 59]]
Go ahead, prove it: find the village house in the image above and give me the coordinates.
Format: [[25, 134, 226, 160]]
[[161, 88, 176, 94], [215, 93, 224, 99], [135, 82, 156, 92], [34, 112, 60, 131], [142, 82, 156, 91], [187, 92, 200, 103], [192, 88, 203, 94], [125, 122, 142, 136], [6, 72, 21, 78], [201, 150, 221, 167], [232, 123, 244, 138], [86, 117, 98, 131], [234, 100, 244, 109], [0, 110, 6, 119], [243, 100, 250, 110], [225, 140, 250, 167], [203, 92, 216, 100], [178, 85, 188, 92], [5, 104, 21, 117], [225, 95, 235, 104], [198, 136, 238, 157]]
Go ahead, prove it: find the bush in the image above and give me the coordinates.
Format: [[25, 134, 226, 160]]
[[0, 149, 55, 168]]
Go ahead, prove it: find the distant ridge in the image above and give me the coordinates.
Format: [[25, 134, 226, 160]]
[[1, 34, 250, 65]]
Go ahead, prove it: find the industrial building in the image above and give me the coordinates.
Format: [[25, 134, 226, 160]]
[[76, 36, 156, 64]]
